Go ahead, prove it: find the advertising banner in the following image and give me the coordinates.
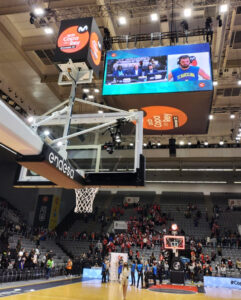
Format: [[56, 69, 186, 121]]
[[48, 195, 61, 230], [228, 199, 241, 208], [204, 276, 241, 291], [110, 252, 128, 281], [123, 196, 139, 204], [34, 195, 53, 228], [114, 221, 128, 231]]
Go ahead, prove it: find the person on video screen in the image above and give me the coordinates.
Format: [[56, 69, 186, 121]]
[[130, 64, 142, 76], [168, 55, 210, 81], [113, 65, 126, 79], [145, 64, 158, 76]]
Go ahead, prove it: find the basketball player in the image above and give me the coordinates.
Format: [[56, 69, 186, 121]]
[[168, 55, 210, 81], [120, 262, 130, 300]]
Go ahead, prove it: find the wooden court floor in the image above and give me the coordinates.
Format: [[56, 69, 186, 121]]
[[3, 280, 240, 300]]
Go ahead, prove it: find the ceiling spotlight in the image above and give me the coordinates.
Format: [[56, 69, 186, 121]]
[[236, 137, 240, 140], [209, 115, 214, 120], [179, 140, 184, 145], [94, 88, 100, 93], [88, 95, 94, 99], [44, 27, 54, 34], [143, 143, 147, 147], [44, 130, 50, 136], [57, 141, 63, 147], [188, 142, 192, 146], [27, 116, 34, 123], [33, 7, 45, 16], [129, 143, 134, 147], [220, 4, 228, 13], [213, 81, 218, 86], [204, 141, 209, 146], [230, 114, 235, 119], [98, 110, 103, 114], [119, 16, 127, 25], [115, 134, 121, 143], [83, 88, 90, 93], [238, 80, 241, 85], [219, 140, 224, 145], [157, 142, 161, 146], [184, 8, 192, 17], [151, 13, 158, 21]]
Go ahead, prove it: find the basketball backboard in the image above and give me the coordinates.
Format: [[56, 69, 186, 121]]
[[163, 235, 185, 250], [14, 106, 145, 188]]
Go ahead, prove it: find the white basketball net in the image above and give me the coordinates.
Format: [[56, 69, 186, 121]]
[[74, 188, 99, 213]]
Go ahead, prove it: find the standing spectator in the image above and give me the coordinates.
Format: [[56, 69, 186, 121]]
[[101, 260, 107, 283], [136, 260, 143, 288], [120, 262, 130, 300], [130, 260, 136, 286], [46, 257, 54, 279], [66, 259, 73, 277]]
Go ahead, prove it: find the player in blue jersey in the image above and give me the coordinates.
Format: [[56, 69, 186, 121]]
[[168, 55, 210, 81]]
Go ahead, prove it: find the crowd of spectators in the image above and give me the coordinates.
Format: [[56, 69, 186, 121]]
[[1, 196, 241, 283]]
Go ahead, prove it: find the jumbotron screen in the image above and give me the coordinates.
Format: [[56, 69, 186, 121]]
[[102, 43, 213, 95]]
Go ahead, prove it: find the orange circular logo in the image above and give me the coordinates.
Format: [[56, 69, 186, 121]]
[[90, 32, 102, 66], [141, 106, 188, 131], [58, 25, 89, 54]]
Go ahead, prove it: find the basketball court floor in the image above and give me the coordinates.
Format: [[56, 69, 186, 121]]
[[0, 278, 240, 300]]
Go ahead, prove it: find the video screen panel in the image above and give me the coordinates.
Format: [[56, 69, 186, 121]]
[[102, 43, 213, 95]]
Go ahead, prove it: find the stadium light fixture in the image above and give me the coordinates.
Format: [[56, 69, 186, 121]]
[[151, 13, 158, 22], [43, 130, 50, 136], [220, 4, 228, 13], [44, 27, 54, 34], [213, 81, 218, 86], [27, 116, 34, 123], [209, 114, 213, 120], [119, 16, 127, 25], [33, 7, 45, 16], [184, 8, 192, 17]]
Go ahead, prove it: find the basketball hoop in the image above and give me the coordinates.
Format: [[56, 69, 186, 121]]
[[74, 187, 99, 213]]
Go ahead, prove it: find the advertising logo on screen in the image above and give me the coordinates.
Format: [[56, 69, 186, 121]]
[[57, 25, 90, 53], [142, 106, 188, 131], [90, 32, 102, 66]]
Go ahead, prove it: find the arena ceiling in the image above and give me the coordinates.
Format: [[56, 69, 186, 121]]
[[0, 0, 241, 147]]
